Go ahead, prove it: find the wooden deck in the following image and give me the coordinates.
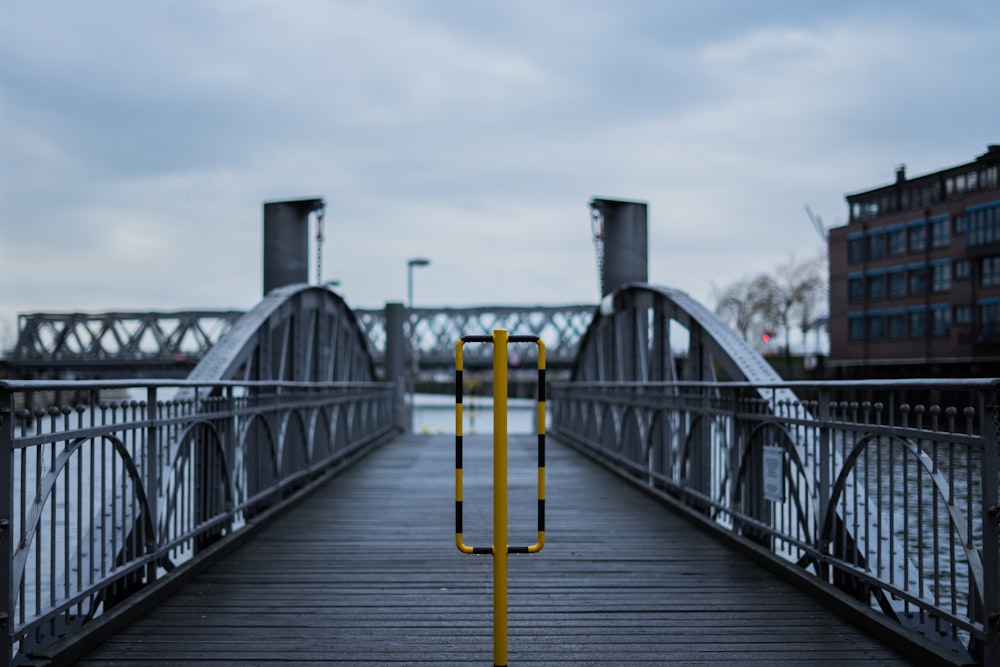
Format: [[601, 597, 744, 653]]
[[75, 433, 916, 665]]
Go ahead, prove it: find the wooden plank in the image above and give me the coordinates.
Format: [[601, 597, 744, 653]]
[[74, 433, 917, 665]]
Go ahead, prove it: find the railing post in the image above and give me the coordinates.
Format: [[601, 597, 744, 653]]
[[0, 384, 12, 667], [981, 389, 1000, 665], [818, 388, 831, 575], [225, 385, 237, 513], [145, 386, 159, 584], [727, 387, 740, 533]]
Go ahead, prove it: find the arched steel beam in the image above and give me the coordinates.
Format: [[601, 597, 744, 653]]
[[570, 282, 781, 384], [187, 284, 375, 383]]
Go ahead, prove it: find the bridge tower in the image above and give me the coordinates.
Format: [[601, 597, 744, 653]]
[[590, 197, 648, 297], [263, 197, 325, 295]]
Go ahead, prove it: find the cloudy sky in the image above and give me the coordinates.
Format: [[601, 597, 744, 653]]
[[2, 0, 998, 350]]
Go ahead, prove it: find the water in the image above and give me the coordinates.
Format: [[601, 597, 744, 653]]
[[411, 392, 540, 435]]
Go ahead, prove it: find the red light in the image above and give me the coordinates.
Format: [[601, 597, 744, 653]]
[[761, 333, 770, 342]]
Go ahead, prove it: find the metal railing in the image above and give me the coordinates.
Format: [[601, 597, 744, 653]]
[[550, 378, 999, 665], [0, 378, 398, 666]]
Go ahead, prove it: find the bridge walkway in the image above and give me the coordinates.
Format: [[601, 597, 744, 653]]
[[75, 433, 916, 665]]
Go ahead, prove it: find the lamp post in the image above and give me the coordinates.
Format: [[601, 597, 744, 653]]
[[406, 258, 431, 429], [407, 258, 430, 310]]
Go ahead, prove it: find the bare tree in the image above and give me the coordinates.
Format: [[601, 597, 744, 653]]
[[713, 253, 827, 357], [769, 254, 827, 361], [713, 278, 757, 341], [713, 273, 781, 344]]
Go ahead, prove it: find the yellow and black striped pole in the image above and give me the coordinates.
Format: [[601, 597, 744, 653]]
[[493, 328, 509, 666], [454, 330, 546, 667]]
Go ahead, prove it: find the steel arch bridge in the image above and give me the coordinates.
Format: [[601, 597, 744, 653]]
[[2, 282, 991, 662], [550, 283, 959, 657]]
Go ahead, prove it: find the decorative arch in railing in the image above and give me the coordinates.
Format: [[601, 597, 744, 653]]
[[549, 284, 987, 660]]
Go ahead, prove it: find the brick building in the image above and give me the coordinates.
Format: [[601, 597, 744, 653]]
[[828, 145, 1000, 378]]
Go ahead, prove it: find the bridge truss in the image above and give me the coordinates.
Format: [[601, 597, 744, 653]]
[[6, 304, 596, 378], [8, 310, 244, 377], [353, 304, 595, 372]]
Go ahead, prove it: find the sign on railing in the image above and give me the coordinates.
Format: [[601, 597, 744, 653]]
[[454, 329, 546, 667]]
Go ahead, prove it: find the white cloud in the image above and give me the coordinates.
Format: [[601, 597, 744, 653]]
[[2, 0, 999, 348]]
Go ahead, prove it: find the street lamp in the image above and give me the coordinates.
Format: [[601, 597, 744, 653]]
[[406, 258, 430, 429], [407, 258, 431, 310]]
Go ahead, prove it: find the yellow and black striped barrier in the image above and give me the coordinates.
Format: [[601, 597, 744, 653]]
[[454, 329, 546, 667]]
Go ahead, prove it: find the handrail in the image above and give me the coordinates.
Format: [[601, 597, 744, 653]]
[[0, 379, 398, 666], [550, 379, 997, 665]]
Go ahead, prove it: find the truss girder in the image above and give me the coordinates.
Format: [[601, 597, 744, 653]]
[[9, 304, 595, 375], [353, 304, 595, 370], [11, 311, 244, 362]]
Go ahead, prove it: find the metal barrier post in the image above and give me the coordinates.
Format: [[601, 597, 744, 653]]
[[454, 329, 546, 667], [493, 328, 509, 667]]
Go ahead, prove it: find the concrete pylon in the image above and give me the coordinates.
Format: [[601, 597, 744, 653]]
[[383, 302, 409, 432]]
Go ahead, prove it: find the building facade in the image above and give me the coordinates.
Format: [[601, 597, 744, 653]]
[[828, 145, 1000, 378]]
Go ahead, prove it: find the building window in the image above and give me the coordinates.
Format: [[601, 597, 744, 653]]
[[930, 218, 950, 248], [888, 270, 906, 298], [954, 304, 973, 325], [955, 259, 972, 280], [868, 313, 884, 339], [849, 315, 865, 341], [931, 261, 951, 293], [931, 307, 950, 337], [868, 232, 884, 259], [966, 204, 1000, 247], [908, 266, 927, 295], [982, 256, 1000, 287], [848, 236, 865, 263], [868, 273, 885, 301], [908, 223, 926, 252], [981, 302, 1000, 336], [888, 227, 906, 256], [908, 309, 927, 337], [887, 312, 905, 338], [986, 166, 998, 188], [849, 276, 865, 302]]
